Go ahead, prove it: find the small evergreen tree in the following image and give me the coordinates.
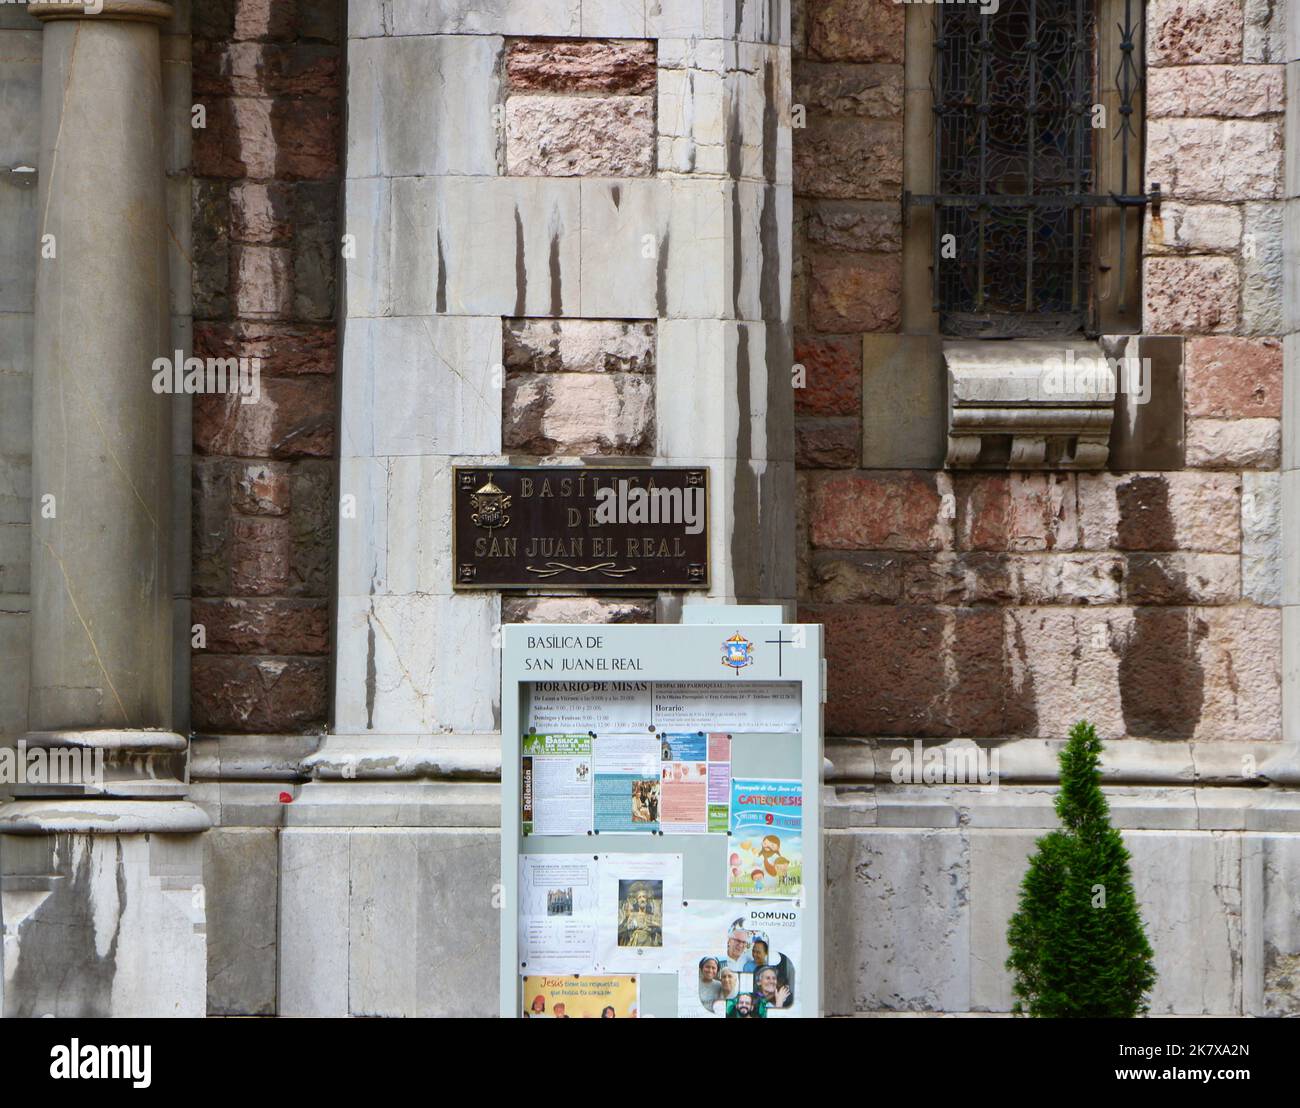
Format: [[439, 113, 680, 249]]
[[1005, 720, 1156, 1017]]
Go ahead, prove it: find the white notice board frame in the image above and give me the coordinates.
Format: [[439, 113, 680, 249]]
[[499, 611, 824, 1018]]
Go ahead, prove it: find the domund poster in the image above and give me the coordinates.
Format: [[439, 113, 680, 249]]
[[676, 900, 802, 1018]]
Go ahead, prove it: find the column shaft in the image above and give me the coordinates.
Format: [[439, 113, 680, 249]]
[[29, 13, 172, 731]]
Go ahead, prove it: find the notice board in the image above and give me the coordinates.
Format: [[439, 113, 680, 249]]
[[500, 610, 824, 1018]]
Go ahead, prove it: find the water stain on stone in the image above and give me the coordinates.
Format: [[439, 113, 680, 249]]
[[730, 178, 743, 320], [949, 607, 1012, 736], [548, 230, 562, 316], [513, 207, 526, 317], [435, 230, 447, 314], [1119, 607, 1208, 737], [1115, 475, 1206, 735], [730, 328, 761, 598], [655, 231, 670, 316], [1004, 612, 1039, 735], [758, 185, 781, 321], [762, 58, 778, 185], [1115, 473, 1176, 550], [365, 601, 377, 731], [9, 836, 125, 1017]]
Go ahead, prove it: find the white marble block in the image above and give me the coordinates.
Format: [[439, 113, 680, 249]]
[[3, 832, 207, 1017]]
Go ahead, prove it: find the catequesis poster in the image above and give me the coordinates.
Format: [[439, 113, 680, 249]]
[[728, 778, 803, 900]]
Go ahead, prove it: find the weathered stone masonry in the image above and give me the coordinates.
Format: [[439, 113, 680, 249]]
[[794, 0, 1284, 745], [792, 0, 1300, 1017], [3, 0, 1299, 1018], [190, 0, 342, 733]]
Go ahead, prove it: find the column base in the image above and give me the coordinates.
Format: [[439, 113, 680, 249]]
[[2, 830, 207, 1017], [0, 728, 209, 1017]]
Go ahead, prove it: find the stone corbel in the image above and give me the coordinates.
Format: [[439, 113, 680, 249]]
[[944, 339, 1117, 470]]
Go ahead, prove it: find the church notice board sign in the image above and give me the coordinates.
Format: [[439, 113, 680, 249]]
[[500, 609, 825, 1018]]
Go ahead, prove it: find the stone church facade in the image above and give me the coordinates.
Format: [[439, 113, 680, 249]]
[[0, 0, 1297, 1016]]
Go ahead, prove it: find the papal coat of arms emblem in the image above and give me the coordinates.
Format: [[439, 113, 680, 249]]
[[469, 474, 511, 533], [721, 631, 753, 673]]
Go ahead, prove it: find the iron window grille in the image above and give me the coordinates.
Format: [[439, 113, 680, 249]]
[[906, 0, 1156, 338]]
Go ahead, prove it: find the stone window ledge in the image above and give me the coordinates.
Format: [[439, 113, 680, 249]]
[[945, 338, 1117, 470]]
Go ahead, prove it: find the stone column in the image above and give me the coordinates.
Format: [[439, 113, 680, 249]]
[[0, 0, 208, 1018]]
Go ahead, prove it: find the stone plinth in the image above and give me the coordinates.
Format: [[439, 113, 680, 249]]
[[1, 729, 210, 1017], [2, 829, 206, 1018]]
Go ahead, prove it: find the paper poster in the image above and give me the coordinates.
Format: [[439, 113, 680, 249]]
[[652, 681, 802, 733], [657, 732, 731, 834], [522, 733, 593, 836], [676, 902, 735, 1018], [518, 854, 599, 974], [658, 732, 708, 834], [594, 733, 660, 832], [728, 779, 803, 900], [707, 732, 731, 834], [729, 903, 801, 1016], [528, 681, 653, 732], [522, 975, 639, 1019], [596, 853, 683, 973], [677, 900, 801, 1018]]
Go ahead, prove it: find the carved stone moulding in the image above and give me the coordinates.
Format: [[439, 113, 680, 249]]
[[944, 339, 1118, 470], [28, 1, 174, 23]]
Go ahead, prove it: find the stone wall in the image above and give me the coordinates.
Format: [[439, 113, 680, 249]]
[[503, 318, 657, 455], [190, 0, 342, 733], [787, 0, 1300, 1018], [256, 0, 795, 1018], [0, 8, 42, 761], [505, 38, 656, 176], [793, 0, 1286, 744], [497, 41, 660, 623]]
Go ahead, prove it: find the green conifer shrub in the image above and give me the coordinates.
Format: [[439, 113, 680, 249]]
[[1005, 720, 1157, 1017]]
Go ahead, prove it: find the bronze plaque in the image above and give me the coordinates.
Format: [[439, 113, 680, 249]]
[[453, 467, 709, 590]]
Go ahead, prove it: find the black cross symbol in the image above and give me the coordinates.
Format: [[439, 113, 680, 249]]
[[765, 630, 795, 676]]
